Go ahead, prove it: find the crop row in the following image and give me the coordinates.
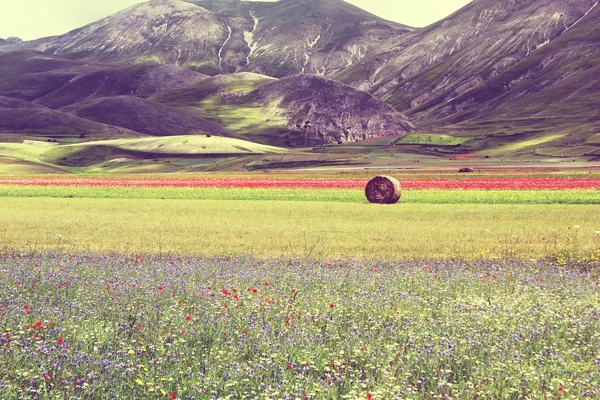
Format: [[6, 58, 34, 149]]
[[1, 177, 600, 190], [1, 185, 599, 204]]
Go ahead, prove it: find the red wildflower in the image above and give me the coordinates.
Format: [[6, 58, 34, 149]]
[[58, 337, 63, 345], [330, 303, 335, 309], [158, 286, 164, 291], [169, 393, 177, 399], [2, 176, 600, 190], [367, 394, 373, 400], [44, 374, 51, 381], [185, 315, 191, 321]]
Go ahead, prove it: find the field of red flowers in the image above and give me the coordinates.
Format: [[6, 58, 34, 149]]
[[1, 176, 599, 190]]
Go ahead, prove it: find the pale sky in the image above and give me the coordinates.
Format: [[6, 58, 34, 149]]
[[0, 0, 473, 41]]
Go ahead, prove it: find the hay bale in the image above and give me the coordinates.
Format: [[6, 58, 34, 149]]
[[365, 176, 401, 204]]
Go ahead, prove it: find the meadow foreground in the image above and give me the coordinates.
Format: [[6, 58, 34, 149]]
[[1, 254, 599, 399]]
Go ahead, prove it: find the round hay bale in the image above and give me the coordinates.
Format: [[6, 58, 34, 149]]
[[365, 176, 401, 204]]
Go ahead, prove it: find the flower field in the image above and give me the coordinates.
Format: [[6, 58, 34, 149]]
[[1, 254, 599, 399], [1, 173, 599, 399], [1, 176, 600, 190]]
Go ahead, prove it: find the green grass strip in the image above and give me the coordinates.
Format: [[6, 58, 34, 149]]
[[0, 185, 598, 204]]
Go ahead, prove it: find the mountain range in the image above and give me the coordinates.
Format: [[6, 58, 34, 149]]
[[1, 0, 599, 168]]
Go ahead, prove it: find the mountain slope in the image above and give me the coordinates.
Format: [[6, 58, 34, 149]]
[[421, 3, 600, 155], [329, 0, 600, 154], [30, 0, 230, 75], [336, 0, 599, 110], [34, 64, 208, 108], [3, 0, 409, 78], [61, 96, 237, 137], [0, 97, 138, 139], [0, 52, 208, 106], [222, 0, 411, 77], [155, 74, 416, 146]]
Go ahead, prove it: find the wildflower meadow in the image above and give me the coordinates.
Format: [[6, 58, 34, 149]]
[[1, 255, 599, 399], [0, 172, 599, 399]]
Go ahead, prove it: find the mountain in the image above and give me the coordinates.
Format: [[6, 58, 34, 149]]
[[0, 52, 237, 140], [1, 0, 600, 160], [60, 95, 236, 137], [0, 96, 139, 140], [154, 73, 416, 146], [0, 52, 208, 104], [197, 0, 412, 77], [328, 0, 600, 154], [430, 2, 600, 156], [1, 0, 409, 77], [23, 0, 231, 75], [337, 0, 598, 100], [0, 37, 22, 46]]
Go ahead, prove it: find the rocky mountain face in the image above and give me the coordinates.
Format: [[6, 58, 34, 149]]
[[200, 0, 412, 77], [235, 74, 417, 145], [416, 1, 600, 122], [430, 1, 600, 153], [0, 37, 22, 46], [27, 0, 229, 75], [153, 73, 416, 147], [336, 0, 600, 117]]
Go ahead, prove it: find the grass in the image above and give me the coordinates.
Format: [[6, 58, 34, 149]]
[[0, 185, 599, 204], [1, 254, 599, 399], [395, 134, 470, 146], [68, 136, 288, 155], [3, 136, 287, 160], [586, 133, 600, 144], [0, 137, 289, 172], [482, 134, 566, 157], [0, 197, 598, 261], [1, 176, 599, 398], [200, 99, 289, 134]]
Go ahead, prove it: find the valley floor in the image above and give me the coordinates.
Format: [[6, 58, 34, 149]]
[[0, 172, 599, 399]]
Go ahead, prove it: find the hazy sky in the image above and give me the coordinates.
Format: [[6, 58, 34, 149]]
[[0, 0, 473, 41]]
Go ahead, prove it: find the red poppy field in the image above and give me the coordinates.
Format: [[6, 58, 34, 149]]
[[1, 175, 600, 190], [0, 174, 599, 205]]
